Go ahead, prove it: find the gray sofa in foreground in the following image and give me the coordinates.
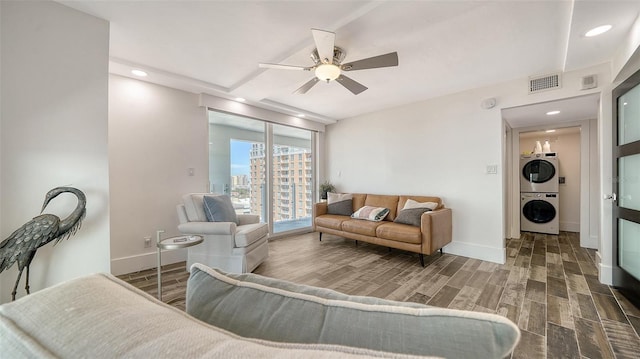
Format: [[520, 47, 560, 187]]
[[0, 265, 520, 358], [187, 264, 520, 359], [0, 274, 429, 358]]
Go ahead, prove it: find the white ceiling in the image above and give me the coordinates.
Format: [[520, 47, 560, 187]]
[[519, 126, 581, 140], [502, 93, 600, 129], [59, 0, 640, 124]]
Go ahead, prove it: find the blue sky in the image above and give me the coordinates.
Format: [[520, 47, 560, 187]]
[[230, 140, 252, 176]]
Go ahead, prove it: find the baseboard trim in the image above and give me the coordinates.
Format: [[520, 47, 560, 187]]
[[111, 249, 187, 276], [580, 234, 598, 249], [443, 241, 505, 264], [560, 221, 580, 233], [597, 251, 613, 285]]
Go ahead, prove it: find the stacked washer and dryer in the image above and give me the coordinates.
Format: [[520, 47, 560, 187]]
[[520, 153, 560, 235]]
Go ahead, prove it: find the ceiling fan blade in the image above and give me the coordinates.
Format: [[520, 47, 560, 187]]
[[259, 63, 312, 71], [341, 52, 399, 71], [311, 29, 336, 64], [294, 77, 320, 94], [336, 75, 367, 95]]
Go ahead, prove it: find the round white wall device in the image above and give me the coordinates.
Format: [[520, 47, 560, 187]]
[[481, 98, 496, 109]]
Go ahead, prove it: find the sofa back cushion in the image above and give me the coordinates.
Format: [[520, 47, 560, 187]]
[[186, 264, 520, 359], [182, 193, 212, 222], [363, 194, 399, 221], [351, 193, 367, 212]]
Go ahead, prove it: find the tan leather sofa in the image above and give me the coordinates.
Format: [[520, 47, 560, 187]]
[[313, 194, 452, 266]]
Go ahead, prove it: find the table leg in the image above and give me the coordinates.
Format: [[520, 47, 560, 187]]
[[156, 230, 165, 301], [157, 246, 162, 301]]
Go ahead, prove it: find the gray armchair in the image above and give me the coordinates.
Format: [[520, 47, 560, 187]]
[[176, 193, 269, 273]]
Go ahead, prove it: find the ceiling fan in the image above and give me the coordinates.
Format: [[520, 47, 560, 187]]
[[259, 29, 398, 95]]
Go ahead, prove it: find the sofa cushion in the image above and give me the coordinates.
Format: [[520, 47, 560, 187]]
[[187, 264, 520, 359], [341, 219, 384, 236], [0, 273, 417, 359], [351, 193, 367, 212], [403, 199, 439, 210], [351, 206, 390, 222], [394, 208, 432, 227], [364, 194, 399, 220], [203, 195, 238, 224], [182, 193, 210, 222], [376, 222, 423, 244], [315, 214, 350, 230], [398, 196, 442, 214], [394, 200, 438, 227], [234, 222, 268, 247], [327, 192, 353, 216]]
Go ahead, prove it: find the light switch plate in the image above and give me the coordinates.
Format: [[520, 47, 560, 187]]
[[486, 165, 498, 174]]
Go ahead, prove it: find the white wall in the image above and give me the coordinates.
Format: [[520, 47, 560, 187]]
[[326, 85, 506, 263], [520, 131, 581, 232], [613, 12, 640, 82], [0, 0, 110, 303], [109, 75, 208, 275], [326, 63, 612, 264]]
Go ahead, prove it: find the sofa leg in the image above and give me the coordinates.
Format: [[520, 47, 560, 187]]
[[319, 232, 322, 241], [355, 240, 358, 247], [419, 253, 425, 267], [439, 248, 443, 255]]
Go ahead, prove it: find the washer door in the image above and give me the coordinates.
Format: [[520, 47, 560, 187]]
[[522, 159, 556, 184], [522, 199, 556, 224]]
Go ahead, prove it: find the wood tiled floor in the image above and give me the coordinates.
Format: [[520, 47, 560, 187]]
[[119, 231, 640, 358]]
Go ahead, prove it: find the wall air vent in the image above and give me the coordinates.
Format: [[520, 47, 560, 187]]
[[528, 73, 561, 94], [581, 74, 597, 90]]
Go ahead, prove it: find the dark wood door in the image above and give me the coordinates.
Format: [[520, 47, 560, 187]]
[[612, 67, 640, 307]]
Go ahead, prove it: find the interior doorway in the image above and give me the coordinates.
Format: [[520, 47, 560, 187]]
[[519, 127, 581, 233], [502, 93, 600, 249]]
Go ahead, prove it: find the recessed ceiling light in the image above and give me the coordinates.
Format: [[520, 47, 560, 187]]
[[131, 69, 148, 77], [296, 114, 305, 118], [545, 129, 556, 133], [235, 97, 246, 102], [585, 25, 612, 37], [546, 110, 561, 116]]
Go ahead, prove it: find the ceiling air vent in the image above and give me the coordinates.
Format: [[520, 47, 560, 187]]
[[528, 73, 561, 94]]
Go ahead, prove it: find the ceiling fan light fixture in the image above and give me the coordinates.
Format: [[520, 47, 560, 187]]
[[315, 64, 341, 82]]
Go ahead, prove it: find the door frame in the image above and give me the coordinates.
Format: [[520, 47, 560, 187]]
[[507, 119, 598, 248]]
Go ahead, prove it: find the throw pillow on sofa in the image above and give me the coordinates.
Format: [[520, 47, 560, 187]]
[[394, 199, 439, 227], [203, 195, 238, 224], [327, 192, 353, 216], [351, 206, 389, 221]]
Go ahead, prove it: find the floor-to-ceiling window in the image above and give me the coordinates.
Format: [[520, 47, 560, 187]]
[[272, 124, 313, 233], [208, 110, 315, 236], [209, 112, 266, 219]]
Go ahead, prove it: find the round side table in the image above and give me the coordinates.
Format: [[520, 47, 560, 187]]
[[156, 231, 203, 301]]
